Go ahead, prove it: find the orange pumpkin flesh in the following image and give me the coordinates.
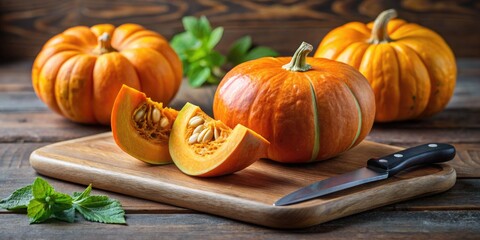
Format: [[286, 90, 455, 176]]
[[169, 103, 269, 177], [32, 23, 182, 125], [314, 9, 456, 122], [111, 85, 177, 164], [213, 42, 375, 163]]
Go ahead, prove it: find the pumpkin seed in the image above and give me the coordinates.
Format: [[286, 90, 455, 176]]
[[197, 128, 209, 143], [202, 127, 213, 143], [134, 108, 145, 122], [193, 125, 204, 135], [188, 116, 204, 127], [160, 117, 169, 128], [189, 133, 199, 144], [214, 127, 220, 140], [152, 108, 161, 123]]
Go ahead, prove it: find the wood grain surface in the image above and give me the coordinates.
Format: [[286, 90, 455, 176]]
[[1, 0, 479, 61], [29, 132, 456, 228]]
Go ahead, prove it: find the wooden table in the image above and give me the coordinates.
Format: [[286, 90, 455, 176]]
[[1, 59, 479, 239]]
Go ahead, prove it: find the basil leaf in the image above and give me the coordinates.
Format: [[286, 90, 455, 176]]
[[27, 199, 52, 223], [32, 177, 54, 199], [74, 196, 126, 224], [0, 185, 33, 210], [207, 27, 223, 49]]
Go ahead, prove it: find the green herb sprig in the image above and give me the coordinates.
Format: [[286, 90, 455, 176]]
[[170, 16, 278, 87], [0, 177, 125, 224]]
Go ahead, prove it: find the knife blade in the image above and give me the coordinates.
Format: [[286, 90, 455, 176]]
[[274, 143, 456, 206]]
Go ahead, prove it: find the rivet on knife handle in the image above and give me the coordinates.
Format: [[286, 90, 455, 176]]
[[367, 143, 456, 176]]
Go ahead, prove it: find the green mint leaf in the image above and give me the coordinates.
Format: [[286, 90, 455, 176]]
[[74, 196, 126, 224], [73, 184, 92, 202], [207, 27, 223, 49], [53, 207, 75, 223], [206, 51, 226, 67], [32, 177, 54, 199], [188, 65, 211, 87], [171, 32, 199, 56], [0, 185, 33, 210], [227, 36, 252, 65], [28, 177, 74, 223], [186, 48, 208, 62], [27, 199, 52, 223], [243, 46, 279, 62], [198, 16, 212, 39], [182, 16, 200, 37], [50, 192, 73, 210]]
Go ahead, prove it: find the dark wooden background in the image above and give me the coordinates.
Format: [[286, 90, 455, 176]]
[[1, 0, 479, 61]]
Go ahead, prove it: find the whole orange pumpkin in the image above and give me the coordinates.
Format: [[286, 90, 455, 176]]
[[32, 23, 182, 125], [213, 42, 375, 163], [314, 9, 456, 122]]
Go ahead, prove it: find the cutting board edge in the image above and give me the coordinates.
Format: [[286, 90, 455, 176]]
[[29, 142, 457, 229]]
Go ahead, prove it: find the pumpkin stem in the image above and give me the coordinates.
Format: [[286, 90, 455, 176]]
[[92, 32, 116, 55], [368, 9, 397, 44], [282, 42, 312, 72]]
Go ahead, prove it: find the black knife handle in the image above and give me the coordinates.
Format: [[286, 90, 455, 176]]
[[367, 143, 456, 176]]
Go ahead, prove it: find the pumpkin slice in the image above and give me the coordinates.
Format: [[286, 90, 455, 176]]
[[111, 85, 178, 164], [169, 103, 269, 177]]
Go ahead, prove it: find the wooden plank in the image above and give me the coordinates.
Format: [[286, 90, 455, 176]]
[[0, 211, 479, 238], [393, 179, 480, 211], [0, 0, 479, 60], [0, 112, 109, 143], [0, 143, 46, 168], [367, 128, 480, 144]]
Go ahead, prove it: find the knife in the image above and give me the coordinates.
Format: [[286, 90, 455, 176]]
[[274, 143, 456, 206]]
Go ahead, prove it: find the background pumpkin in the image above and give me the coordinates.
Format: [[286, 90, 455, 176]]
[[32, 23, 182, 125], [213, 42, 375, 163], [314, 9, 456, 122]]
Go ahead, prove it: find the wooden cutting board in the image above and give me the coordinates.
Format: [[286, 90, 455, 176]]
[[29, 132, 456, 229]]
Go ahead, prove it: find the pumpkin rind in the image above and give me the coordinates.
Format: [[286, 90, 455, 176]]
[[169, 103, 269, 177], [111, 85, 177, 165], [32, 23, 182, 125], [314, 9, 456, 122], [213, 42, 375, 163]]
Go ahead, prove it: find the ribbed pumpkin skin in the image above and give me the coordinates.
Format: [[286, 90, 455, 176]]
[[213, 56, 375, 163], [314, 11, 456, 122], [32, 23, 182, 125]]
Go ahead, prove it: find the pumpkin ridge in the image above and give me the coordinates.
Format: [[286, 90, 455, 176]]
[[343, 82, 362, 149], [112, 24, 146, 50], [304, 74, 320, 162], [390, 42, 427, 120], [394, 42, 433, 117], [389, 43, 403, 120], [343, 23, 371, 37], [45, 51, 80, 115], [380, 44, 400, 120]]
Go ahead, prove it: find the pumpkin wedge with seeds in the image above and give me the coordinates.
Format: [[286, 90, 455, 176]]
[[169, 103, 270, 177], [111, 85, 177, 164]]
